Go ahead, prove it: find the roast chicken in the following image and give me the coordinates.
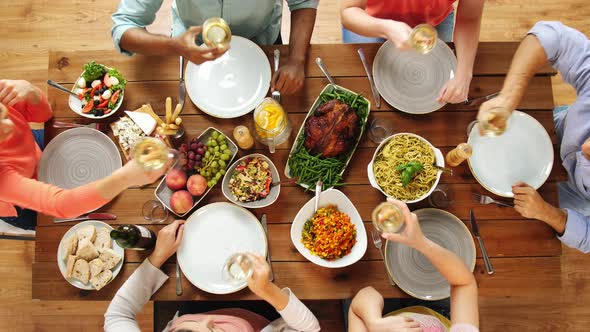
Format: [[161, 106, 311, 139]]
[[304, 99, 360, 158]]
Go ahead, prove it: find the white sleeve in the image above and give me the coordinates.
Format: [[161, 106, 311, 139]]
[[104, 259, 169, 332], [270, 288, 320, 332]]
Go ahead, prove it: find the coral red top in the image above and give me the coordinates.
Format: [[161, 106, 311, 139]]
[[0, 94, 108, 219], [365, 0, 455, 27]]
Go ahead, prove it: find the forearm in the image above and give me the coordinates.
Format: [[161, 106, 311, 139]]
[[341, 7, 391, 39], [452, 15, 481, 79], [538, 203, 567, 235], [119, 28, 180, 57], [499, 35, 549, 111], [260, 283, 290, 311], [349, 287, 384, 329], [287, 9, 316, 64], [415, 238, 474, 286], [93, 167, 133, 201]]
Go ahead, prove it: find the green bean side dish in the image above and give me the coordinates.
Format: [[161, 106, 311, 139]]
[[288, 88, 370, 191]]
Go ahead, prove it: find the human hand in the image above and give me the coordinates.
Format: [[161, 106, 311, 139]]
[[148, 219, 185, 268], [381, 198, 427, 250], [271, 60, 305, 95], [246, 254, 274, 299], [0, 103, 15, 142], [367, 315, 422, 332], [384, 20, 413, 50], [512, 182, 550, 220], [0, 80, 41, 106], [437, 73, 472, 104], [119, 159, 171, 187], [172, 26, 228, 65], [476, 95, 512, 136]]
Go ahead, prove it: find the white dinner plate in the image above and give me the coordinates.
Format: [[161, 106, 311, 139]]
[[373, 40, 457, 114], [56, 220, 124, 290], [385, 209, 475, 301], [184, 36, 271, 118], [177, 202, 267, 294], [468, 111, 553, 197], [38, 127, 122, 189], [290, 189, 367, 268]]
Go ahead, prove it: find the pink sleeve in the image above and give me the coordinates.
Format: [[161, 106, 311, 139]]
[[0, 169, 110, 218], [12, 90, 53, 123], [450, 323, 480, 332]]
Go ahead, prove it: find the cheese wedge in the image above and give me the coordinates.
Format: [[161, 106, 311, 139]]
[[125, 111, 157, 136]]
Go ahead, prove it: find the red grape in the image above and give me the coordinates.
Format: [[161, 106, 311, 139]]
[[190, 143, 198, 150], [188, 151, 195, 160]]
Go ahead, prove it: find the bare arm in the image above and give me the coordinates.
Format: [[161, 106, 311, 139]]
[[340, 0, 412, 48], [119, 28, 179, 57], [453, 0, 484, 82]]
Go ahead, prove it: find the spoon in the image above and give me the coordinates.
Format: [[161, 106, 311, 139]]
[[314, 180, 323, 213], [315, 58, 335, 85], [47, 80, 79, 98]]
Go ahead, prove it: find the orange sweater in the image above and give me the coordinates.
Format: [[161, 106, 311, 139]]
[[0, 94, 108, 218]]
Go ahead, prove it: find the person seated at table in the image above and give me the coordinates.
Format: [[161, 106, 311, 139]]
[[111, 0, 317, 95], [104, 220, 321, 332], [477, 21, 590, 253], [347, 199, 479, 332], [340, 0, 484, 104], [0, 79, 170, 230]]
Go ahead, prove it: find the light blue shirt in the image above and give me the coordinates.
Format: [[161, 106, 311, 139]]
[[529, 21, 590, 252], [112, 0, 318, 55]]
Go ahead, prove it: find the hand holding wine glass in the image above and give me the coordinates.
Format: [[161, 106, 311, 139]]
[[380, 198, 427, 250]]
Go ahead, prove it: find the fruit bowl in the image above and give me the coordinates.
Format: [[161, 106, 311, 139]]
[[154, 127, 238, 217]]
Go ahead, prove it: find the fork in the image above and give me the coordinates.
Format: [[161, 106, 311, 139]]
[[472, 193, 514, 207], [370, 229, 396, 286], [272, 49, 281, 103], [52, 121, 109, 132]]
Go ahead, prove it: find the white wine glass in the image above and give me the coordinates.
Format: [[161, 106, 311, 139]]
[[408, 24, 438, 54], [221, 253, 253, 284], [372, 202, 405, 234], [132, 137, 180, 171]]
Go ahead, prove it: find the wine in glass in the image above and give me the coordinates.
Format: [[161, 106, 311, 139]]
[[372, 202, 405, 234], [409, 24, 438, 54], [132, 137, 179, 170], [222, 253, 253, 284]]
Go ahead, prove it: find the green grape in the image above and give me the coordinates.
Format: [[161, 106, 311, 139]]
[[220, 169, 226, 175], [220, 154, 230, 161], [219, 160, 226, 167], [220, 144, 227, 151], [211, 131, 219, 139], [209, 140, 218, 147], [215, 173, 221, 180], [222, 149, 231, 154], [214, 146, 219, 151], [215, 151, 221, 157]]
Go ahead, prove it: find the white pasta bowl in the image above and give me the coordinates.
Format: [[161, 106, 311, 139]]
[[290, 189, 367, 268], [367, 133, 444, 204]]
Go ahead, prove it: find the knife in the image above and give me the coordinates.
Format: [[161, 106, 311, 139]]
[[261, 214, 274, 281], [179, 56, 186, 110], [357, 48, 381, 108], [469, 209, 494, 275], [54, 213, 117, 223], [464, 92, 500, 105]]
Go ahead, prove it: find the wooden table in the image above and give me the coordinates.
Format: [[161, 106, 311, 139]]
[[33, 43, 565, 302]]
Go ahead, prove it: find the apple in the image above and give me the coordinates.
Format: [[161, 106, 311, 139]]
[[166, 169, 188, 191], [170, 190, 193, 215], [187, 174, 208, 196]]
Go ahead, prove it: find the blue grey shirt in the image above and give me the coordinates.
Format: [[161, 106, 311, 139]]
[[112, 0, 319, 55], [529, 21, 590, 252]]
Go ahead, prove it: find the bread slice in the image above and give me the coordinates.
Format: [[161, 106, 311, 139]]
[[77, 225, 97, 244], [90, 269, 113, 291], [72, 259, 90, 284], [89, 258, 105, 278], [94, 228, 112, 252], [63, 234, 78, 261], [99, 248, 122, 270], [76, 239, 99, 261], [65, 255, 77, 278]]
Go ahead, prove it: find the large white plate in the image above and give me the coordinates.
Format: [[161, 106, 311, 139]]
[[184, 36, 271, 118], [38, 127, 122, 189], [373, 40, 457, 114], [290, 189, 367, 268], [385, 209, 475, 301], [56, 220, 124, 290], [177, 202, 267, 294], [467, 111, 553, 197]]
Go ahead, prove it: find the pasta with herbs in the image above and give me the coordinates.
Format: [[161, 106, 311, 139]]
[[373, 134, 438, 201]]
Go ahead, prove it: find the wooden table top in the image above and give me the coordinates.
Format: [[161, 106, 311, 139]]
[[33, 42, 564, 301]]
